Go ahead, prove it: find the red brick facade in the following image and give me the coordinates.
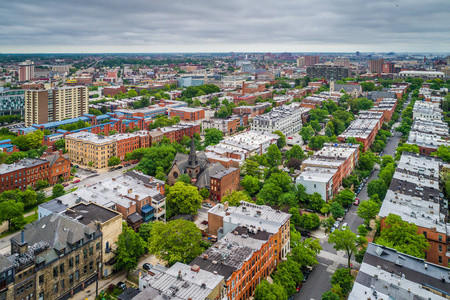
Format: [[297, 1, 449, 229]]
[[209, 168, 240, 202]]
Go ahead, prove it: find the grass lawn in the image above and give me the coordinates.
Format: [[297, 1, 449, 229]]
[[0, 134, 17, 141]]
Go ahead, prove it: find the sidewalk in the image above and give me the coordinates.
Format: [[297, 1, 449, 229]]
[[73, 270, 126, 300]]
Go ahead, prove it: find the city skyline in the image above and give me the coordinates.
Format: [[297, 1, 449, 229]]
[[1, 0, 449, 53]]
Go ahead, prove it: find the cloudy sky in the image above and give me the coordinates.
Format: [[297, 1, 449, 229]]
[[1, 0, 449, 53]]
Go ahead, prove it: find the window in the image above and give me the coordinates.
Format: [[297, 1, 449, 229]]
[[39, 275, 44, 285], [89, 246, 93, 256], [89, 261, 93, 271], [84, 265, 87, 274], [423, 231, 427, 238], [69, 274, 74, 284], [438, 256, 442, 264], [60, 280, 64, 291], [75, 270, 79, 280], [53, 283, 58, 293], [60, 263, 64, 274], [39, 292, 44, 300], [53, 267, 58, 278], [75, 255, 79, 265], [69, 258, 73, 268], [438, 235, 442, 242], [96, 242, 100, 250], [439, 245, 443, 252]]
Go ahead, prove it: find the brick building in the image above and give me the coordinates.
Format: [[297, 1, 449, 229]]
[[168, 107, 205, 121], [382, 62, 395, 73], [103, 85, 127, 97], [296, 143, 360, 201], [369, 59, 385, 74], [209, 167, 240, 202], [369, 98, 397, 122], [378, 152, 449, 267], [338, 111, 384, 152], [204, 201, 291, 299], [232, 103, 270, 118], [304, 55, 320, 66], [0, 139, 19, 155], [159, 123, 201, 143], [0, 158, 49, 192], [45, 153, 71, 185], [202, 115, 248, 135]]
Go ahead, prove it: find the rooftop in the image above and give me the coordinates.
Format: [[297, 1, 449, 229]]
[[62, 202, 120, 226]]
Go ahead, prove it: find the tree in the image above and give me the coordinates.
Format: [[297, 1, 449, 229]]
[[333, 189, 354, 207], [200, 188, 209, 200], [329, 202, 345, 219], [299, 213, 321, 231], [257, 183, 282, 205], [328, 227, 366, 270], [300, 125, 315, 142], [35, 179, 49, 190], [176, 174, 192, 184], [108, 156, 120, 166], [290, 237, 322, 267], [36, 190, 46, 204], [54, 139, 65, 150], [308, 193, 325, 212], [165, 182, 202, 218], [308, 135, 328, 150], [358, 151, 378, 172], [367, 178, 388, 200], [148, 220, 205, 266], [240, 175, 261, 197], [378, 162, 395, 186], [138, 223, 153, 242], [285, 145, 304, 161], [395, 143, 419, 160], [5, 152, 27, 164], [222, 191, 252, 206], [289, 208, 302, 226], [204, 128, 223, 147], [432, 145, 450, 162], [322, 290, 340, 300], [137, 144, 178, 176], [52, 184, 65, 199], [21, 189, 37, 208], [357, 224, 369, 237], [242, 159, 262, 178], [266, 172, 292, 193], [266, 144, 282, 167], [115, 224, 146, 276], [331, 268, 354, 296], [322, 217, 335, 231], [0, 200, 24, 231], [273, 259, 303, 296], [273, 130, 286, 148], [253, 280, 287, 300], [380, 155, 395, 168], [376, 214, 430, 258]]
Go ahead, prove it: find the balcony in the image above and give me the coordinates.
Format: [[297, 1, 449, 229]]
[[155, 208, 165, 218], [152, 200, 166, 210]]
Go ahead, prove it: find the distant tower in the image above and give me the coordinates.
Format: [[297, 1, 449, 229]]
[[203, 72, 208, 84], [186, 138, 200, 179], [356, 51, 360, 57]]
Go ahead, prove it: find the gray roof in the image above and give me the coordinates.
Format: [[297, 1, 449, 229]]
[[44, 153, 70, 167], [369, 91, 396, 100], [63, 202, 120, 226], [40, 199, 68, 214], [334, 84, 362, 93], [0, 255, 13, 272]]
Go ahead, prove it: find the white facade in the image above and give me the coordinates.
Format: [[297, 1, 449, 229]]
[[251, 104, 307, 137]]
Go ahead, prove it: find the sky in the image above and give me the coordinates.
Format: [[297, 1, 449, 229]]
[[1, 0, 449, 54]]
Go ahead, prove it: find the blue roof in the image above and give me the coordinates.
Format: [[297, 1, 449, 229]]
[[33, 116, 91, 129], [45, 133, 64, 137], [141, 205, 154, 213], [20, 127, 37, 133], [0, 144, 13, 149], [0, 139, 12, 143], [96, 114, 111, 121]]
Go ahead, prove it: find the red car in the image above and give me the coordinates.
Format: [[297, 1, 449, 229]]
[[353, 198, 360, 206], [73, 179, 81, 183]]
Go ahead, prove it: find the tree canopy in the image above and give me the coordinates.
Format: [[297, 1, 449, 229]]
[[115, 223, 146, 275], [165, 182, 202, 218]]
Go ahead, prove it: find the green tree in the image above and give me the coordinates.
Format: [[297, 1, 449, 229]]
[[357, 224, 369, 237], [285, 145, 304, 161], [54, 139, 65, 150], [242, 159, 262, 178], [358, 151, 378, 172], [273, 130, 286, 148], [299, 213, 321, 231], [5, 152, 27, 164], [367, 178, 388, 200], [36, 190, 46, 204], [308, 193, 325, 212], [165, 182, 202, 218], [20, 189, 37, 208], [257, 183, 282, 205], [290, 237, 322, 267], [222, 191, 253, 206], [273, 259, 303, 296], [395, 143, 419, 160], [35, 179, 49, 190], [308, 135, 328, 150], [329, 202, 345, 219], [331, 268, 354, 296], [108, 156, 120, 166], [266, 172, 292, 193], [322, 290, 340, 300], [148, 220, 205, 266], [300, 125, 315, 142], [328, 228, 366, 270], [115, 224, 146, 275], [378, 162, 395, 186], [240, 175, 261, 197], [253, 280, 287, 300], [137, 144, 178, 176], [432, 145, 450, 162], [138, 223, 153, 242], [52, 184, 65, 199], [176, 174, 192, 185], [200, 188, 209, 200], [204, 128, 224, 147], [0, 200, 24, 231], [266, 144, 282, 166], [376, 214, 430, 258], [333, 189, 354, 207], [380, 155, 395, 168], [289, 207, 302, 226], [322, 217, 336, 231]]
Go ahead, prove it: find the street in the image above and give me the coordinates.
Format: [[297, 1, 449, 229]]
[[296, 98, 408, 300]]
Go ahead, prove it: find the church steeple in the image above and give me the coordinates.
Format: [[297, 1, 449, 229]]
[[188, 138, 198, 167]]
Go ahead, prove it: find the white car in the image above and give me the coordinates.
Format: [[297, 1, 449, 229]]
[[341, 222, 348, 229]]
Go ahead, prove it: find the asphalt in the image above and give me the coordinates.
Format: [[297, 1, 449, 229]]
[[295, 97, 410, 300]]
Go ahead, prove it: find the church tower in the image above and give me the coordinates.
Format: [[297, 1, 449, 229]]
[[186, 138, 200, 179]]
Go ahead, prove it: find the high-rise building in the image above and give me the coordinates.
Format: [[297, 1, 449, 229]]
[[369, 59, 385, 73], [297, 56, 305, 67], [304, 55, 320, 66], [18, 60, 34, 82], [446, 56, 450, 65], [24, 86, 88, 126], [0, 89, 24, 116], [334, 57, 350, 68], [382, 62, 395, 73], [306, 64, 350, 80]]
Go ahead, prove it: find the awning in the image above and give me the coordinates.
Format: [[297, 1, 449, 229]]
[[141, 205, 155, 213]]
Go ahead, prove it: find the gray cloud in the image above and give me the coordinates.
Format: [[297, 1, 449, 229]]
[[0, 0, 449, 53]]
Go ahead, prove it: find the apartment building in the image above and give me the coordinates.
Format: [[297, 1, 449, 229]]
[[369, 97, 397, 122], [0, 158, 50, 192], [0, 256, 14, 300], [306, 64, 350, 81], [0, 89, 24, 116], [378, 152, 449, 267], [209, 167, 240, 202], [232, 103, 270, 118], [202, 115, 248, 135], [103, 85, 127, 97], [159, 123, 201, 143], [304, 55, 320, 67], [296, 143, 359, 201], [334, 57, 350, 68], [369, 59, 385, 74], [44, 152, 71, 185], [24, 86, 89, 126], [65, 131, 150, 168], [413, 101, 443, 121], [18, 60, 34, 82], [206, 201, 291, 299], [337, 111, 384, 152], [0, 139, 19, 155], [349, 243, 450, 300], [205, 131, 279, 161], [43, 171, 166, 231], [169, 107, 205, 121], [407, 131, 449, 155], [9, 214, 102, 300], [251, 104, 309, 137]]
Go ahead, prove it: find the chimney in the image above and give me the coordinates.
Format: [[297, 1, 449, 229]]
[[128, 188, 132, 194], [112, 178, 116, 181], [135, 195, 139, 200], [21, 230, 25, 244]]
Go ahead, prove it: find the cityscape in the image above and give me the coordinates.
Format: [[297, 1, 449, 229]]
[[1, 1, 450, 300]]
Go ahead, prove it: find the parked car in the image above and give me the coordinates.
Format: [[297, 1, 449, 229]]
[[73, 179, 81, 183], [117, 281, 126, 291], [341, 222, 348, 229], [143, 263, 153, 271], [202, 203, 213, 208], [300, 230, 311, 237], [353, 198, 360, 206], [115, 165, 123, 170], [333, 220, 340, 228], [296, 283, 303, 292], [330, 227, 336, 233], [62, 183, 69, 187]]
